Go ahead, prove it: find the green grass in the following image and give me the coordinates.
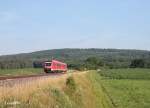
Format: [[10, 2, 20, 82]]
[[0, 68, 43, 76], [2, 68, 149, 108], [87, 71, 114, 108], [99, 69, 150, 108], [102, 79, 150, 108], [99, 68, 150, 80]]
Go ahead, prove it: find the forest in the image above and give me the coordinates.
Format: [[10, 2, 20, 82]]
[[0, 48, 150, 69]]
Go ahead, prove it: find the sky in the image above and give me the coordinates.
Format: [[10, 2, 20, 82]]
[[0, 0, 150, 55]]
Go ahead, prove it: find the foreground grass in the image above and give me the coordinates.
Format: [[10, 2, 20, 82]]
[[99, 69, 150, 108], [1, 68, 149, 108], [0, 71, 113, 108], [102, 79, 150, 108], [86, 71, 114, 108], [0, 68, 42, 76]]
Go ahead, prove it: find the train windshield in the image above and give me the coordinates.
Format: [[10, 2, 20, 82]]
[[45, 63, 51, 66]]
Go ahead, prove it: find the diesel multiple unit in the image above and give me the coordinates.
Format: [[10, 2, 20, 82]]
[[43, 60, 67, 73]]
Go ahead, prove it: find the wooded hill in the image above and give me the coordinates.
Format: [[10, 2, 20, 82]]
[[0, 48, 150, 69]]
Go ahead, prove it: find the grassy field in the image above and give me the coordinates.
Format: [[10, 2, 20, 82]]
[[0, 68, 76, 76], [99, 69, 150, 108], [0, 71, 113, 108], [1, 68, 150, 108], [99, 68, 150, 80], [0, 68, 43, 76]]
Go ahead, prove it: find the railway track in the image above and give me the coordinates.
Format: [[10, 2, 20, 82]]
[[0, 73, 65, 87], [0, 73, 64, 81]]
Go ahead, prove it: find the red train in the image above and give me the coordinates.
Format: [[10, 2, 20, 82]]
[[43, 60, 67, 73]]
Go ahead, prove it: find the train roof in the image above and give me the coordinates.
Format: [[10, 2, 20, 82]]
[[52, 60, 67, 65], [44, 60, 66, 65]]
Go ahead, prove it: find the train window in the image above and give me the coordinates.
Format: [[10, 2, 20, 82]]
[[45, 63, 51, 66], [53, 63, 56, 67], [57, 64, 61, 67]]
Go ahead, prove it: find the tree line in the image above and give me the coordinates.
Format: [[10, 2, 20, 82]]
[[0, 48, 150, 70], [68, 57, 150, 70], [0, 57, 150, 70]]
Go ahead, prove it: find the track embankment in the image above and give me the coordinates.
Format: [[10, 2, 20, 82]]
[[0, 71, 85, 87], [0, 71, 114, 108]]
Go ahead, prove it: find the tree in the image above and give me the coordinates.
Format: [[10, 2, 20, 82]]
[[85, 57, 103, 70], [33, 61, 43, 68], [130, 59, 145, 68]]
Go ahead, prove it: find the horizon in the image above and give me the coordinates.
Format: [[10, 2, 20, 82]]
[[0, 48, 150, 56], [0, 0, 150, 55]]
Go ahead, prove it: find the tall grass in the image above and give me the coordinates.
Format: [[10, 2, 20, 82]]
[[0, 71, 113, 108], [0, 73, 67, 108]]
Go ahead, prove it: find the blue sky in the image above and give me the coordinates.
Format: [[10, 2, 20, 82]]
[[0, 0, 150, 55]]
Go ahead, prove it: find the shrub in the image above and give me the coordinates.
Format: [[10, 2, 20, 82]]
[[130, 59, 145, 68], [66, 76, 76, 92]]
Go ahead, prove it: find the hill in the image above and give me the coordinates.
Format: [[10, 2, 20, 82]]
[[0, 48, 150, 69]]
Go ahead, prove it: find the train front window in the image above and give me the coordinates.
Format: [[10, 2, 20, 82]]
[[45, 63, 51, 66]]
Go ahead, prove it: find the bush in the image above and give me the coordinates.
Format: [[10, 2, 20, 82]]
[[130, 59, 145, 68], [84, 57, 104, 70], [66, 77, 76, 92]]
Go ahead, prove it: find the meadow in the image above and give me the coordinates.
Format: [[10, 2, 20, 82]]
[[99, 68, 150, 80], [0, 68, 42, 76], [99, 69, 150, 108], [0, 68, 150, 108]]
